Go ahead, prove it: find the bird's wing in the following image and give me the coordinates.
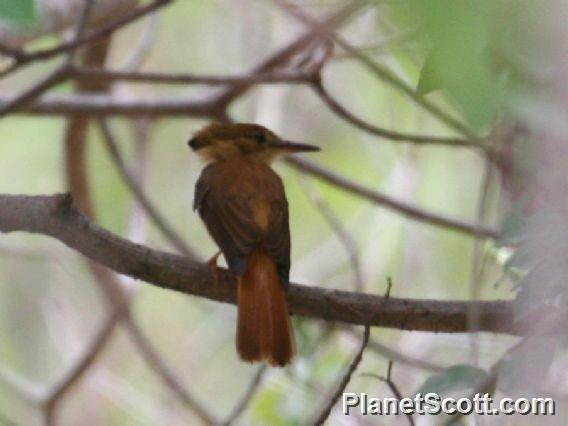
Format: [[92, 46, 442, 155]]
[[194, 164, 291, 287], [195, 168, 262, 275], [264, 198, 291, 289]]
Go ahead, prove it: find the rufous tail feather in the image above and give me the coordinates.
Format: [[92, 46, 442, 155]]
[[236, 249, 295, 366]]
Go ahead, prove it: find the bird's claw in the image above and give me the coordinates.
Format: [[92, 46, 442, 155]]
[[208, 251, 221, 285]]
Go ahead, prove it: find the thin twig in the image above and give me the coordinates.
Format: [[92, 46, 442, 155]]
[[23, 0, 171, 64], [362, 361, 415, 426], [70, 67, 313, 85], [0, 64, 69, 116], [384, 277, 392, 301], [0, 42, 23, 59], [303, 178, 364, 291], [124, 320, 217, 426], [277, 1, 484, 144], [209, 1, 362, 110], [65, 0, 97, 65], [365, 336, 444, 372], [0, 92, 218, 117], [42, 311, 120, 423], [97, 120, 199, 260], [312, 79, 478, 147], [312, 325, 371, 425], [287, 157, 499, 238], [0, 0, 171, 80]]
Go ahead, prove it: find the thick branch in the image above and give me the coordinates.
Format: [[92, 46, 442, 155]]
[[0, 194, 517, 334]]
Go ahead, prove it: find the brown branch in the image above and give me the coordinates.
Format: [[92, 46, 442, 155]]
[[42, 311, 120, 422], [277, 1, 481, 143], [339, 325, 445, 372], [0, 1, 170, 83], [312, 79, 478, 148], [303, 179, 364, 291], [69, 66, 313, 85], [363, 362, 415, 426], [368, 339, 444, 373], [2, 0, 172, 68], [97, 120, 199, 260], [0, 93, 217, 117], [124, 319, 217, 425], [0, 193, 519, 334], [0, 64, 69, 116], [286, 157, 500, 238], [0, 42, 23, 59], [312, 325, 370, 426], [0, 0, 99, 124], [60, 26, 214, 425], [208, 1, 362, 110]]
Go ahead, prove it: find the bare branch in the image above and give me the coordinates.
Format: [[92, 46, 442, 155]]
[[364, 335, 445, 372], [363, 362, 415, 426], [21, 0, 171, 64], [42, 312, 119, 419], [0, 64, 68, 116], [286, 157, 500, 238], [97, 120, 199, 260], [303, 179, 364, 291], [312, 325, 370, 426], [0, 92, 218, 117], [277, 1, 483, 143], [0, 194, 519, 334], [208, 1, 362, 110], [312, 79, 478, 148], [0, 0, 171, 80], [124, 320, 217, 426], [69, 67, 313, 85]]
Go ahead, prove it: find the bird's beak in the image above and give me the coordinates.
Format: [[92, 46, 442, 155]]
[[273, 140, 320, 153]]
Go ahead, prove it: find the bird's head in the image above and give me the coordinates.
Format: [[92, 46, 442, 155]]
[[188, 123, 320, 163]]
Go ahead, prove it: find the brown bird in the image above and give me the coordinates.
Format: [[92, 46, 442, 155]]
[[188, 123, 319, 366]]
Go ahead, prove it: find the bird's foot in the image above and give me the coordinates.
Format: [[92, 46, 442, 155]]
[[208, 251, 221, 285]]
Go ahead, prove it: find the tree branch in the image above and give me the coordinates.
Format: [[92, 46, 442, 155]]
[[97, 119, 199, 259], [69, 66, 313, 85], [311, 325, 370, 426], [286, 157, 499, 238], [0, 193, 518, 334], [0, 93, 218, 117]]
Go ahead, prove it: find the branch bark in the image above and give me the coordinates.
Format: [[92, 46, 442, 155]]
[[0, 193, 518, 335]]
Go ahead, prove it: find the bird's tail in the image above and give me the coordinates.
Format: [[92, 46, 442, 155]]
[[236, 248, 295, 366]]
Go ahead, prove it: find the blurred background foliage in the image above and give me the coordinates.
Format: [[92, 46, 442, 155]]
[[1, 0, 567, 425]]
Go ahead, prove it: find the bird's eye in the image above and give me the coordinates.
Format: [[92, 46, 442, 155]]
[[254, 133, 267, 145], [188, 137, 205, 150]]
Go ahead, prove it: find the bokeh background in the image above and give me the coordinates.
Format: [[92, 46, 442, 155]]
[[1, 0, 567, 424]]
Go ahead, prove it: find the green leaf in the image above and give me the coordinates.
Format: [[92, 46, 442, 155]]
[[0, 0, 36, 25], [402, 0, 505, 130], [417, 365, 490, 397], [416, 54, 441, 95]]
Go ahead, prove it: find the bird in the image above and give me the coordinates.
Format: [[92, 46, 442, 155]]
[[188, 122, 320, 366]]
